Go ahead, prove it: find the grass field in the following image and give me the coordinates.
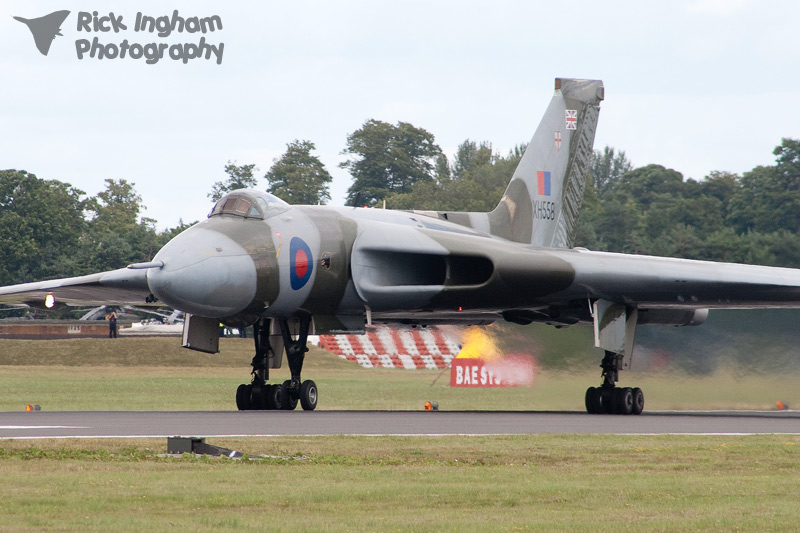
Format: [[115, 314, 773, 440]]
[[0, 337, 798, 412], [1, 336, 800, 530], [0, 435, 798, 531]]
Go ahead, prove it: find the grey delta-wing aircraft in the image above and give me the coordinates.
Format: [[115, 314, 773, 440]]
[[13, 10, 71, 56], [4, 77, 800, 415]]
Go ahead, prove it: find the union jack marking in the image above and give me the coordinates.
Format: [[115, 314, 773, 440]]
[[554, 131, 562, 150], [565, 109, 577, 130]]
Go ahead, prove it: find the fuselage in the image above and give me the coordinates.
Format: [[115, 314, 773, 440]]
[[146, 189, 800, 333], [146, 190, 575, 329]]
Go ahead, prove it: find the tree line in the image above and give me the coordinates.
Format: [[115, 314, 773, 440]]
[[578, 139, 800, 267], [0, 174, 189, 286], [2, 117, 800, 288]]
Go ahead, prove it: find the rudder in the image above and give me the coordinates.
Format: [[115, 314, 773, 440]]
[[488, 78, 604, 247]]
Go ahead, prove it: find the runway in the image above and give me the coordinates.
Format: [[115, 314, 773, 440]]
[[2, 410, 800, 439]]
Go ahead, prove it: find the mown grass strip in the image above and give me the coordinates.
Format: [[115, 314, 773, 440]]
[[0, 435, 798, 531], [2, 337, 799, 411]]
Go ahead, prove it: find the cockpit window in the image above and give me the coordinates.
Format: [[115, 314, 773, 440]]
[[234, 198, 251, 215], [208, 190, 289, 220]]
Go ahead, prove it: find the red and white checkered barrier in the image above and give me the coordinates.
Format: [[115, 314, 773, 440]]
[[318, 326, 461, 369]]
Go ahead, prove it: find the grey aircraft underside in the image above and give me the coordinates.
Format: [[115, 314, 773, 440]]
[[3, 78, 800, 415]]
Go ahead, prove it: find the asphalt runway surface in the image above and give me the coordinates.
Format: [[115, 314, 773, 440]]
[[1, 410, 800, 439]]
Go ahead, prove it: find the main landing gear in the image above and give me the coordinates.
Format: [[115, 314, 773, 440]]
[[585, 350, 644, 415], [235, 316, 318, 411]]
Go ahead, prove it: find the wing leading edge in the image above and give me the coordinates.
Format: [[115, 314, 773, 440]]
[[0, 267, 153, 308], [559, 248, 800, 309]]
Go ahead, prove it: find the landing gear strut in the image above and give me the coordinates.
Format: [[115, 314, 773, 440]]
[[235, 316, 318, 411], [585, 350, 644, 415], [278, 314, 317, 411]]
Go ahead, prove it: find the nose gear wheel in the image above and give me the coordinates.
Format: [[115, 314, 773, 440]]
[[235, 316, 318, 411]]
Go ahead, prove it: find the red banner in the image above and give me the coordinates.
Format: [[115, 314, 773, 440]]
[[450, 356, 534, 388], [450, 358, 501, 387]]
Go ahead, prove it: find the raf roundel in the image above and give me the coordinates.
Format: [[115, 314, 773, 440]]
[[289, 237, 313, 290]]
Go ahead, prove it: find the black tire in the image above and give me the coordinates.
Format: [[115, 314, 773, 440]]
[[588, 387, 603, 414], [585, 387, 597, 414], [266, 384, 280, 410], [599, 387, 613, 414], [618, 387, 634, 415], [249, 383, 263, 410], [300, 380, 318, 411], [610, 387, 622, 415], [631, 387, 645, 415], [236, 384, 251, 411], [257, 383, 274, 410], [279, 380, 298, 410]]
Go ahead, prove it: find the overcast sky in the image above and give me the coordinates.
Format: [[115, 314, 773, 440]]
[[2, 0, 799, 230]]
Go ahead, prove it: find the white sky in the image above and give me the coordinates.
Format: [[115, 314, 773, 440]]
[[2, 0, 799, 230]]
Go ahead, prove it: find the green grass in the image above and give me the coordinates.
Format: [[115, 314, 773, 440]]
[[2, 337, 800, 530], [0, 435, 798, 531], [0, 337, 798, 411]]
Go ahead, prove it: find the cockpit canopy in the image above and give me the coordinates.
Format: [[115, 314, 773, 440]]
[[208, 190, 289, 220]]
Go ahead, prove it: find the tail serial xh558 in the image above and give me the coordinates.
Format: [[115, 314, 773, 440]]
[[4, 78, 800, 415]]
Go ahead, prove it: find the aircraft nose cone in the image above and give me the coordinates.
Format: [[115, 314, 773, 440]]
[[147, 227, 257, 318]]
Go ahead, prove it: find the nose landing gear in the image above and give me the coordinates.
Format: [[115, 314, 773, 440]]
[[236, 316, 318, 411]]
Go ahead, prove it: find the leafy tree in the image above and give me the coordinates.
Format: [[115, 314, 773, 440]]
[[751, 229, 800, 267], [699, 171, 738, 207], [0, 170, 87, 284], [612, 164, 685, 209], [671, 194, 726, 235], [434, 153, 451, 181], [386, 142, 523, 212], [208, 161, 259, 201], [773, 138, 800, 184], [652, 224, 704, 259], [452, 140, 492, 180], [575, 139, 800, 267], [728, 138, 800, 234], [81, 179, 160, 272], [574, 172, 604, 249], [265, 140, 332, 205], [700, 227, 751, 263], [87, 179, 149, 231], [727, 165, 783, 233], [590, 146, 633, 198], [593, 196, 643, 253], [341, 120, 442, 206]]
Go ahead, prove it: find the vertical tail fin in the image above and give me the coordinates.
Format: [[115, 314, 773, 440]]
[[489, 78, 604, 247], [428, 79, 603, 248]]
